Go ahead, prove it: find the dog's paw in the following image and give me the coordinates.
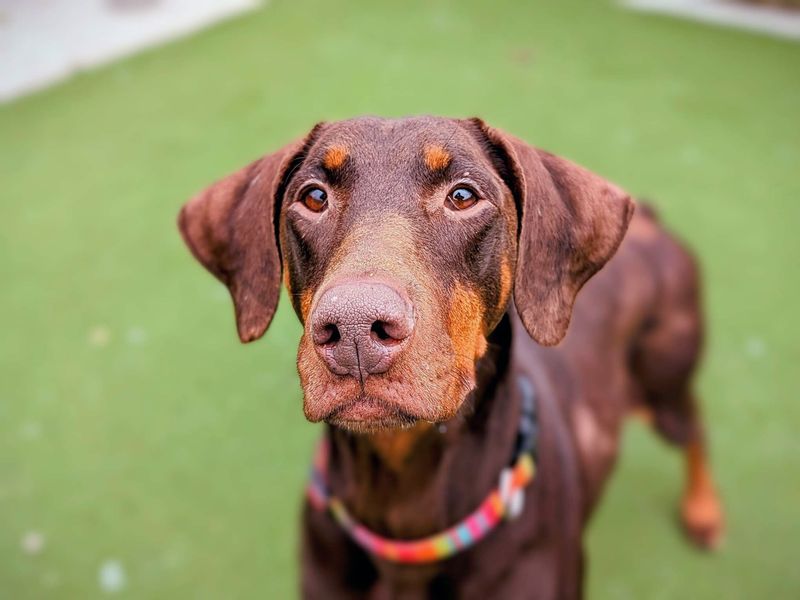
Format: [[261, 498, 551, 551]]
[[680, 485, 725, 551]]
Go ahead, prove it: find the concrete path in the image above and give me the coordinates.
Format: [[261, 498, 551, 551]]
[[0, 0, 261, 103], [623, 0, 800, 41]]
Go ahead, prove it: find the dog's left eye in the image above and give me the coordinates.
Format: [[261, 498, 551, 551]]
[[300, 187, 328, 213], [446, 187, 479, 211]]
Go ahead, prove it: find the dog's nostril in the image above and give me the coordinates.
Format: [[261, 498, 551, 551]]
[[370, 320, 405, 345], [317, 324, 341, 346], [371, 321, 391, 341]]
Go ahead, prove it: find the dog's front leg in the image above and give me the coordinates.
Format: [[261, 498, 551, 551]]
[[461, 543, 584, 600], [301, 502, 379, 599]]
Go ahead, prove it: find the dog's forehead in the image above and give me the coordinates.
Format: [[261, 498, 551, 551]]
[[307, 116, 485, 168]]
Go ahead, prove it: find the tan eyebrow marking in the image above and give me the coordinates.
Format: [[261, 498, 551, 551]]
[[423, 144, 452, 171], [322, 145, 348, 170]]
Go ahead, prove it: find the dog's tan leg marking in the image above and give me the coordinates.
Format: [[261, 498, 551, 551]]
[[681, 438, 724, 550]]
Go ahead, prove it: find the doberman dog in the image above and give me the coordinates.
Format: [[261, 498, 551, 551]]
[[178, 116, 724, 599]]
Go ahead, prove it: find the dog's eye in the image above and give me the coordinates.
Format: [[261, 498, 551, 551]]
[[300, 187, 328, 213], [446, 187, 478, 211]]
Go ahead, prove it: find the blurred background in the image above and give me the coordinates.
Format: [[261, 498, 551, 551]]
[[1, 0, 798, 597]]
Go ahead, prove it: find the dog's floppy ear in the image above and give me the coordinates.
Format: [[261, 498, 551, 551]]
[[177, 132, 317, 343], [473, 120, 634, 346]]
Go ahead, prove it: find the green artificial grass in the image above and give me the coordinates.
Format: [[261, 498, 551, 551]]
[[1, 0, 798, 597]]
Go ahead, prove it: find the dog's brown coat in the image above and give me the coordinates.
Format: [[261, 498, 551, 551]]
[[178, 116, 723, 599]]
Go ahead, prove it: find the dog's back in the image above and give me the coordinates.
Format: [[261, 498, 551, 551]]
[[535, 205, 722, 546]]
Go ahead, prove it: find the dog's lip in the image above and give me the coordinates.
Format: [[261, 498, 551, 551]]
[[326, 394, 418, 425]]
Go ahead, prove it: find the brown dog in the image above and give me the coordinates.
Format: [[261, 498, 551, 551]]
[[178, 116, 724, 599]]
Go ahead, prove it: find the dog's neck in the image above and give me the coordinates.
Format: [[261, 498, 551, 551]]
[[324, 315, 517, 539]]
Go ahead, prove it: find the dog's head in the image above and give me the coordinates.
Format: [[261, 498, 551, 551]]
[[179, 117, 633, 431]]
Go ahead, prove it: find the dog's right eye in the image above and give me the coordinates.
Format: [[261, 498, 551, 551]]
[[446, 186, 479, 211], [299, 187, 328, 213]]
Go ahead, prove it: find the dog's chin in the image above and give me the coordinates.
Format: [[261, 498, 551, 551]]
[[325, 394, 420, 433], [299, 350, 476, 432]]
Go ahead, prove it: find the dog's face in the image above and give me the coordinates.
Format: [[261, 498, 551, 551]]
[[281, 118, 518, 429], [179, 117, 633, 431]]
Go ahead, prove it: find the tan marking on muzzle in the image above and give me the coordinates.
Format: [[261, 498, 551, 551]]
[[283, 259, 314, 322], [499, 256, 513, 311], [448, 282, 487, 369], [300, 289, 314, 321], [322, 145, 348, 170], [423, 144, 452, 171]]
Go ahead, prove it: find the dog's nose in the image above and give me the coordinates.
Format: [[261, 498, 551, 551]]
[[311, 282, 413, 379]]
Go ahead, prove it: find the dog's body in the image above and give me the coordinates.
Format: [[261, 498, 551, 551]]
[[301, 209, 718, 599], [179, 117, 723, 599]]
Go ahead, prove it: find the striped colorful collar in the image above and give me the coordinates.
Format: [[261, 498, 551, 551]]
[[306, 374, 539, 565]]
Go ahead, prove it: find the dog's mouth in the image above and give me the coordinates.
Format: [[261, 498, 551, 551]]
[[325, 394, 420, 432], [298, 325, 475, 431]]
